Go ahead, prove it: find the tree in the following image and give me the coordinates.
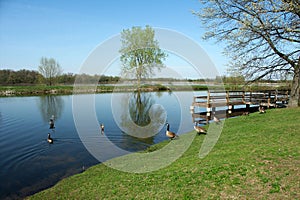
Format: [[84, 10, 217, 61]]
[[0, 69, 41, 85], [38, 57, 62, 86], [119, 26, 167, 89], [194, 0, 300, 107]]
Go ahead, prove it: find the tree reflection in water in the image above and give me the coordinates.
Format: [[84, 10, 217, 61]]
[[119, 91, 166, 145], [37, 95, 64, 123]]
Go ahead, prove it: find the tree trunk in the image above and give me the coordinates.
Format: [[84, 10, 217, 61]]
[[288, 62, 300, 107]]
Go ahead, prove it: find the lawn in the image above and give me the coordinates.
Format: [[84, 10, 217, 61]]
[[28, 107, 300, 199]]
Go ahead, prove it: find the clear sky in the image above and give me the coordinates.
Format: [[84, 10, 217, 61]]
[[0, 0, 228, 78]]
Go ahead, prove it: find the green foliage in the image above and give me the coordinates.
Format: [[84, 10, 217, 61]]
[[29, 107, 300, 199], [119, 26, 167, 88], [0, 69, 41, 85], [0, 70, 121, 86], [73, 74, 120, 84]]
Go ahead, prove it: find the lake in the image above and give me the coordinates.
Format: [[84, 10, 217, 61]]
[[0, 91, 205, 199]]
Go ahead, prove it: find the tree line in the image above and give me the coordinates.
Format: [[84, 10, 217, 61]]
[[0, 69, 120, 85], [1, 68, 290, 86]]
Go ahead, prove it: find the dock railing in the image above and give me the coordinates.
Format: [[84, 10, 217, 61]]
[[191, 90, 290, 123]]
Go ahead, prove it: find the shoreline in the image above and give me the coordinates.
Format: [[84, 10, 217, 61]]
[[0, 84, 289, 97], [0, 84, 209, 97], [27, 107, 300, 199]]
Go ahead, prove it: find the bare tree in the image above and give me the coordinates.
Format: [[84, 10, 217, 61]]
[[38, 57, 62, 86], [194, 0, 300, 107]]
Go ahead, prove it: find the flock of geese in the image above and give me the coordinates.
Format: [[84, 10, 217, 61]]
[[165, 111, 220, 140], [166, 105, 266, 140], [47, 106, 267, 143]]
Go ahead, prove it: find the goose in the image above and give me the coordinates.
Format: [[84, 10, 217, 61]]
[[259, 106, 266, 114], [213, 114, 221, 124], [47, 133, 53, 144], [194, 122, 206, 135], [100, 123, 105, 134], [49, 118, 55, 129], [165, 123, 178, 139], [242, 111, 249, 116]]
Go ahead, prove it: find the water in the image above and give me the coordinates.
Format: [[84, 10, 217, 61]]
[[0, 91, 200, 199]]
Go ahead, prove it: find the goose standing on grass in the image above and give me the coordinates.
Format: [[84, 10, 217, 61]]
[[194, 122, 206, 135], [213, 113, 221, 124], [165, 123, 178, 139], [100, 123, 105, 134], [47, 133, 53, 144], [242, 111, 249, 116], [259, 106, 266, 114]]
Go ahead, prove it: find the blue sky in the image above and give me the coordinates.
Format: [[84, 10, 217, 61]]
[[0, 0, 228, 78]]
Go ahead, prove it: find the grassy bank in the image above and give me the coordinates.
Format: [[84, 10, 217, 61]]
[[0, 84, 207, 96], [0, 84, 290, 97], [28, 108, 300, 199], [0, 84, 210, 96]]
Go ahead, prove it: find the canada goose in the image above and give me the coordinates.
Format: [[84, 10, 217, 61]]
[[47, 133, 53, 144], [242, 111, 249, 116], [100, 123, 104, 134], [213, 115, 221, 124], [194, 122, 206, 135], [259, 106, 266, 114], [49, 118, 55, 129], [165, 123, 178, 139]]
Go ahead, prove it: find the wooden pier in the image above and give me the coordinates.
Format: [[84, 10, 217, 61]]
[[191, 90, 290, 124]]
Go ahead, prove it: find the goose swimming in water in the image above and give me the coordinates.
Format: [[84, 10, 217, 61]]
[[194, 122, 206, 135], [47, 133, 53, 144], [100, 123, 104, 134], [165, 123, 178, 139], [49, 116, 55, 129]]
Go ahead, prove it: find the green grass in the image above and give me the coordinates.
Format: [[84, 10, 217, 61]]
[[0, 85, 74, 96], [1, 84, 290, 97], [0, 84, 209, 96], [28, 107, 300, 199]]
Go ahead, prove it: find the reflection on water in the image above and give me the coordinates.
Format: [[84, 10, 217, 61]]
[[115, 92, 167, 148], [118, 92, 166, 139], [0, 96, 98, 199], [0, 92, 193, 199], [129, 92, 153, 127], [37, 96, 64, 122]]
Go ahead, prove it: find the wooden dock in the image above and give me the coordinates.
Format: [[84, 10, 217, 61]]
[[191, 90, 290, 124]]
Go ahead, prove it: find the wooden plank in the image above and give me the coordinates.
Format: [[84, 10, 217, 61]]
[[192, 102, 208, 107], [192, 90, 290, 108]]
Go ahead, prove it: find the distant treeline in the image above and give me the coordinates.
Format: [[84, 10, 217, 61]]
[[0, 69, 120, 85], [0, 69, 42, 85], [0, 69, 290, 86]]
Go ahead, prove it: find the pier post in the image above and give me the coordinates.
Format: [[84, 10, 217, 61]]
[[228, 104, 234, 114], [212, 107, 216, 113], [206, 91, 211, 117], [246, 103, 250, 112], [207, 104, 211, 117], [268, 91, 271, 108]]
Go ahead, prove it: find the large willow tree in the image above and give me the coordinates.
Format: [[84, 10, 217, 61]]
[[194, 0, 300, 107], [119, 26, 167, 89]]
